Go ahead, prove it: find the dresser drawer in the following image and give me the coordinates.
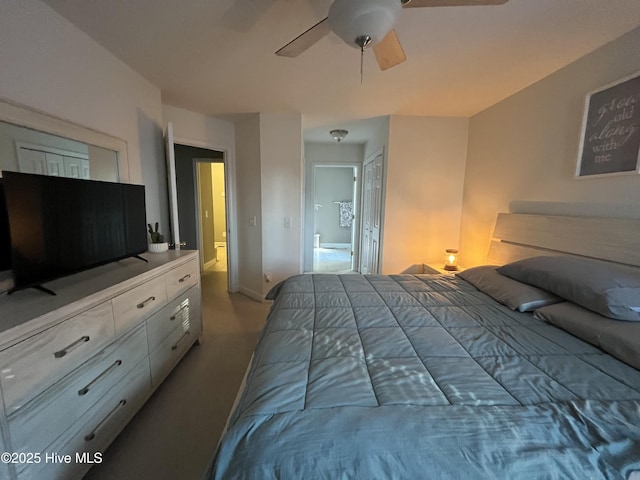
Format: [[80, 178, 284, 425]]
[[0, 427, 11, 480], [165, 258, 198, 299], [149, 311, 201, 386], [8, 323, 148, 456], [146, 285, 201, 353], [0, 301, 115, 414], [111, 274, 167, 334], [17, 357, 151, 480]]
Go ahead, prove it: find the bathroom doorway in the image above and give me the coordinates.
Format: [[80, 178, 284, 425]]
[[313, 165, 358, 273], [196, 161, 227, 272]]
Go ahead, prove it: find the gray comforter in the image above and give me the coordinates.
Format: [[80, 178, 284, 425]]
[[207, 274, 640, 479]]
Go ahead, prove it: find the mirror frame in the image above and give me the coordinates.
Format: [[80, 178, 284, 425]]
[[0, 98, 129, 182]]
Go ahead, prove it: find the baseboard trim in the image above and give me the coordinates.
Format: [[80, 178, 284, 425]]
[[238, 286, 266, 302], [319, 243, 351, 249]]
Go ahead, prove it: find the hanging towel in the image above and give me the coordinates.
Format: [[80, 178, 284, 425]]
[[338, 201, 353, 228]]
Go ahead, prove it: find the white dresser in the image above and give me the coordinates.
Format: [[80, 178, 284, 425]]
[[0, 250, 201, 480]]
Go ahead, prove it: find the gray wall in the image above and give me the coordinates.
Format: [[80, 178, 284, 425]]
[[314, 166, 354, 245]]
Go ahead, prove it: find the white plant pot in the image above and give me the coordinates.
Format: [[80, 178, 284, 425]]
[[148, 242, 169, 253]]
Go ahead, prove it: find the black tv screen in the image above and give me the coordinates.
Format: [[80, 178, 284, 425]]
[[0, 179, 11, 271], [1, 171, 147, 292]]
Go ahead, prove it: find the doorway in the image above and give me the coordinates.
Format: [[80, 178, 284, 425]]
[[173, 143, 230, 277], [313, 165, 357, 273], [196, 161, 227, 273]]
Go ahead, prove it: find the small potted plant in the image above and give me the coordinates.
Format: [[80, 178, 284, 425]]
[[147, 222, 169, 253]]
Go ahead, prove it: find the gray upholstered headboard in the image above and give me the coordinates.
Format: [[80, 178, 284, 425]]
[[487, 213, 640, 267]]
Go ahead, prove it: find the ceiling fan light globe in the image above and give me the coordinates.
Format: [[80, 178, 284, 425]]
[[328, 0, 402, 49]]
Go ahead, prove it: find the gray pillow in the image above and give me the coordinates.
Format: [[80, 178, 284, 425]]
[[497, 256, 640, 321], [457, 265, 562, 312], [534, 302, 640, 370]]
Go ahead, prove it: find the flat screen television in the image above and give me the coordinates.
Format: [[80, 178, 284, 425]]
[[0, 179, 12, 271], [1, 171, 148, 294]]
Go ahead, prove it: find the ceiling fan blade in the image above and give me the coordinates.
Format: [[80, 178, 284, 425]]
[[275, 17, 331, 57], [373, 29, 406, 71], [403, 0, 508, 7]]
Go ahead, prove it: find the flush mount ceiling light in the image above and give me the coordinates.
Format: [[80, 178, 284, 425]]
[[328, 0, 402, 51], [330, 129, 349, 143], [328, 0, 402, 81]]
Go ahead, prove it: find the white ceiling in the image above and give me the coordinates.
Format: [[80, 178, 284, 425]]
[[42, 0, 640, 143]]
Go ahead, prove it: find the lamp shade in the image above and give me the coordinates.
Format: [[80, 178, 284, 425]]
[[444, 249, 459, 271], [328, 0, 402, 49]]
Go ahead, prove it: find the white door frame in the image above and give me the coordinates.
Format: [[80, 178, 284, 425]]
[[304, 161, 361, 272], [168, 132, 239, 293], [165, 123, 180, 249]]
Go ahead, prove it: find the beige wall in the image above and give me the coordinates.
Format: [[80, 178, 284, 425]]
[[162, 105, 235, 149], [364, 116, 390, 161], [460, 26, 640, 267], [260, 113, 303, 296], [382, 115, 469, 273], [0, 0, 165, 224], [235, 114, 263, 299]]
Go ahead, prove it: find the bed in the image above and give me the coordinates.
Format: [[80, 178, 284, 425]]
[[205, 214, 640, 479]]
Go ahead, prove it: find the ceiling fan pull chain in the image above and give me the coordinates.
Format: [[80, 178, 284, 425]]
[[355, 35, 372, 84]]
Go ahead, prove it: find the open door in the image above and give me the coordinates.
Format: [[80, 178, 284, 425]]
[[165, 123, 181, 249]]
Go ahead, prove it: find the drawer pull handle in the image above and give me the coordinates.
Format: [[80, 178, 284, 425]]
[[78, 360, 122, 396], [178, 274, 191, 283], [171, 331, 191, 351], [84, 399, 127, 442], [136, 296, 156, 309], [54, 336, 90, 359], [169, 303, 190, 321]]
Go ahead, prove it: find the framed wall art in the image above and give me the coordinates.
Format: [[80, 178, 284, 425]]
[[576, 71, 640, 178]]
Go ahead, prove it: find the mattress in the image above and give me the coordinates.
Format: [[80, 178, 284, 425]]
[[206, 274, 640, 479]]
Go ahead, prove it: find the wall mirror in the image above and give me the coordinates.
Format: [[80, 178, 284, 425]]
[[0, 99, 131, 293], [0, 99, 129, 182]]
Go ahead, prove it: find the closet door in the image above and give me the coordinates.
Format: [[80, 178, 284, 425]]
[[17, 148, 47, 175], [46, 153, 64, 176], [17, 145, 89, 179], [359, 152, 383, 274], [63, 156, 90, 179]]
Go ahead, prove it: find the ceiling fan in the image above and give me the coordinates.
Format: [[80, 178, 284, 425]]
[[276, 0, 509, 72]]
